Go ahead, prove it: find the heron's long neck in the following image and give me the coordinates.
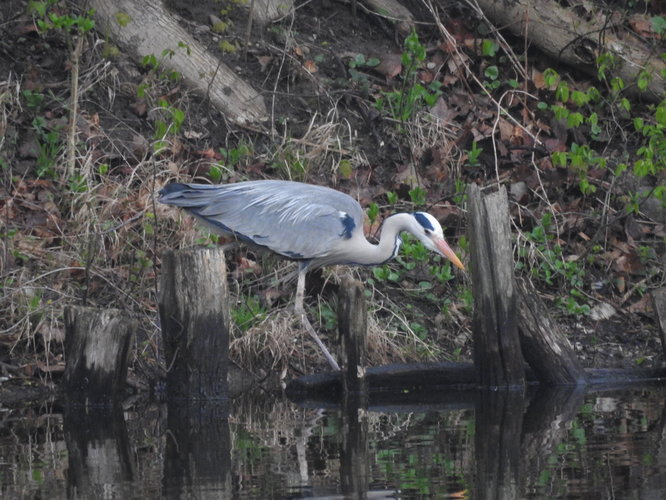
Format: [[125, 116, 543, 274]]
[[350, 213, 413, 266]]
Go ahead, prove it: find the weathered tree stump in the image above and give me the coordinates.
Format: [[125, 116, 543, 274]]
[[159, 248, 230, 400], [652, 288, 666, 359], [468, 184, 525, 388], [338, 276, 367, 394], [63, 306, 135, 406], [517, 278, 588, 385]]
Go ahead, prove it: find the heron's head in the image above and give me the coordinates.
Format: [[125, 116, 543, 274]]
[[411, 212, 465, 270]]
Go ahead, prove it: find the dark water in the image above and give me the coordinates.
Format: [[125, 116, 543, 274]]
[[1, 385, 665, 499]]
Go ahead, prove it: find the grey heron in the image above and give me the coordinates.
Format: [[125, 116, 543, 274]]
[[159, 180, 465, 371]]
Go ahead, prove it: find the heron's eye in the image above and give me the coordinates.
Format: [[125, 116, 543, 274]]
[[424, 228, 432, 235]]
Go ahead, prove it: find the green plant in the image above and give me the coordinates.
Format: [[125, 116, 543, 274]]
[[366, 202, 379, 224], [318, 302, 337, 330], [30, 1, 95, 35], [32, 116, 62, 178], [408, 186, 427, 206], [348, 53, 380, 91], [232, 295, 267, 332], [465, 141, 483, 167], [516, 214, 590, 316], [209, 143, 252, 182], [153, 98, 185, 154], [374, 31, 442, 122]]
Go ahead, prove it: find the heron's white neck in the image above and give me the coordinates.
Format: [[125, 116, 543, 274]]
[[345, 213, 415, 266]]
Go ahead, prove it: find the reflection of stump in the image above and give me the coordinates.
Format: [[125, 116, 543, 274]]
[[475, 390, 524, 499], [163, 402, 231, 497], [468, 185, 525, 388], [63, 306, 135, 406], [64, 405, 133, 498], [340, 391, 368, 497], [159, 248, 230, 400]]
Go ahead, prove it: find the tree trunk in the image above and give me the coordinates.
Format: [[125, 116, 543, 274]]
[[470, 0, 665, 100], [86, 0, 268, 126]]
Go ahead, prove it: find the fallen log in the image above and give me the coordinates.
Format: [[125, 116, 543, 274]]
[[285, 360, 666, 402], [250, 0, 294, 24], [86, 0, 268, 126], [469, 0, 665, 101]]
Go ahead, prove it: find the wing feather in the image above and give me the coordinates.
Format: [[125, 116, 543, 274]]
[[159, 180, 364, 261]]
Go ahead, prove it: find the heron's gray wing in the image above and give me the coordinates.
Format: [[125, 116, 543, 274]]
[[160, 180, 364, 261]]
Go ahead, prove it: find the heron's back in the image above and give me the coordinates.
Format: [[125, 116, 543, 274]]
[[159, 180, 365, 264]]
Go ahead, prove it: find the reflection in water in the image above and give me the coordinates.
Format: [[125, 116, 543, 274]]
[[1, 386, 665, 498]]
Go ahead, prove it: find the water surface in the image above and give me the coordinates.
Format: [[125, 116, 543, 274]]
[[1, 386, 665, 498]]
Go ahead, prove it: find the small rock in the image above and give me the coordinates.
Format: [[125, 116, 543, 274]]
[[590, 302, 616, 321], [510, 181, 527, 202]]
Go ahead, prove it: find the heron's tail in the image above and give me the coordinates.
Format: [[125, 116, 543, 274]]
[[158, 182, 221, 208]]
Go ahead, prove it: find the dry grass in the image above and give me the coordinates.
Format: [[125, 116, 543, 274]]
[[0, 4, 476, 387]]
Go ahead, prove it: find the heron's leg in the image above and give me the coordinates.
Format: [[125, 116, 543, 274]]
[[295, 268, 340, 371]]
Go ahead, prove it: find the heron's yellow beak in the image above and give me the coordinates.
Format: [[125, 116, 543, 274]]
[[435, 238, 465, 270]]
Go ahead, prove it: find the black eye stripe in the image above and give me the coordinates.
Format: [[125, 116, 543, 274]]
[[413, 212, 435, 231]]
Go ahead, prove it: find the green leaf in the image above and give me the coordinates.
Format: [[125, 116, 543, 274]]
[[652, 16, 666, 35], [571, 90, 589, 107], [338, 159, 353, 179], [567, 112, 584, 128], [555, 82, 570, 102], [543, 68, 560, 87], [484, 65, 499, 81], [481, 39, 499, 57], [366, 202, 379, 223]]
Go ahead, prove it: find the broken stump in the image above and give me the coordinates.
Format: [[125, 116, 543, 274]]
[[652, 288, 666, 360], [338, 276, 367, 394], [517, 278, 588, 385], [63, 306, 135, 406], [159, 247, 230, 400], [468, 184, 525, 388]]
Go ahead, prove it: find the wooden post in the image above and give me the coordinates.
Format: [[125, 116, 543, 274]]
[[517, 278, 588, 385], [63, 306, 135, 406], [159, 248, 230, 400], [338, 276, 367, 394], [468, 184, 525, 388], [652, 288, 666, 360]]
